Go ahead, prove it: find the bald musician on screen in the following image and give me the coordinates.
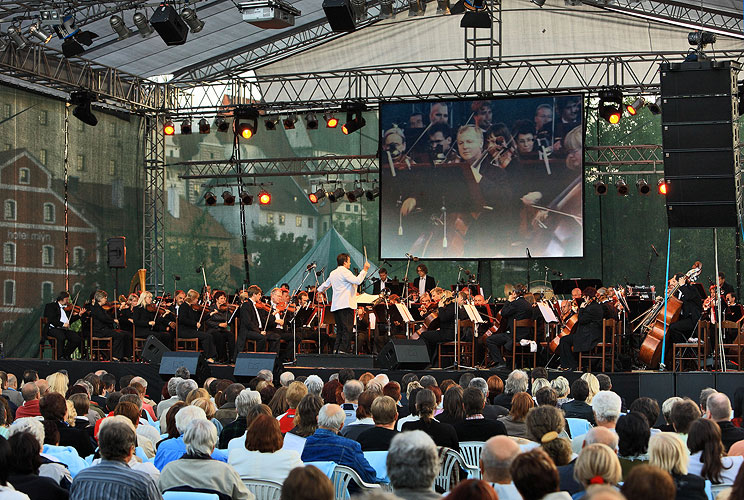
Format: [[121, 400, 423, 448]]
[[317, 253, 370, 354]]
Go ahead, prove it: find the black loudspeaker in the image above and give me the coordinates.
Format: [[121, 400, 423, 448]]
[[295, 353, 374, 369], [141, 335, 170, 364], [675, 371, 716, 402], [377, 339, 431, 370], [660, 60, 741, 228], [150, 4, 189, 46], [715, 372, 744, 399], [159, 352, 211, 384], [107, 237, 126, 269], [322, 0, 356, 32], [233, 353, 277, 379]]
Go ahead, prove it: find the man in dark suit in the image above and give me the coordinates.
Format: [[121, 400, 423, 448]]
[[706, 392, 744, 452], [235, 285, 268, 361], [419, 288, 460, 364], [453, 387, 507, 442], [558, 287, 603, 371], [170, 289, 215, 362], [43, 291, 86, 360], [371, 268, 391, 295], [486, 285, 534, 370], [413, 264, 436, 297], [90, 290, 129, 360], [662, 273, 702, 368], [560, 379, 596, 425]]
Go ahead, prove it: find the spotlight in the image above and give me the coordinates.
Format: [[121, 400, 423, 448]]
[[351, 0, 368, 21], [324, 113, 339, 128], [258, 189, 271, 205], [239, 191, 254, 205], [346, 187, 365, 202], [181, 8, 205, 33], [599, 88, 623, 124], [234, 106, 258, 140], [380, 0, 395, 18], [636, 179, 650, 195], [328, 187, 345, 202], [164, 120, 175, 136], [181, 119, 192, 135], [204, 192, 217, 206], [531, 0, 547, 7], [688, 30, 716, 48], [626, 97, 645, 116], [437, 0, 451, 14], [594, 180, 608, 195], [8, 26, 28, 50], [133, 12, 154, 37], [54, 15, 99, 58], [342, 105, 366, 135], [409, 0, 426, 16], [647, 97, 662, 115], [110, 15, 133, 40], [616, 179, 629, 196], [657, 178, 668, 195], [198, 118, 210, 134], [309, 188, 326, 204], [365, 187, 380, 201], [305, 113, 319, 130], [222, 191, 235, 206], [265, 118, 279, 130], [70, 91, 98, 127], [283, 114, 298, 129], [28, 23, 52, 44], [40, 10, 61, 27], [216, 118, 230, 132], [461, 0, 490, 28]]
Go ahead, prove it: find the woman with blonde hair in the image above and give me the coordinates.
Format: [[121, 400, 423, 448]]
[[191, 397, 223, 435], [648, 432, 707, 500], [185, 388, 210, 405], [531, 378, 550, 399], [573, 443, 623, 493], [132, 290, 174, 349], [580, 373, 600, 404], [526, 405, 572, 466], [46, 372, 68, 396]]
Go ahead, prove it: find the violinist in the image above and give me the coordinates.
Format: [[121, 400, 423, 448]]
[[170, 289, 215, 363], [418, 287, 461, 364], [557, 287, 603, 371], [662, 273, 702, 365], [486, 284, 533, 370], [265, 287, 295, 362], [132, 291, 174, 349], [204, 290, 236, 364], [560, 288, 583, 319], [118, 293, 139, 332], [236, 285, 268, 360], [724, 293, 744, 325], [596, 288, 618, 319], [292, 291, 332, 353], [90, 290, 129, 361], [472, 294, 493, 365], [43, 291, 86, 360]]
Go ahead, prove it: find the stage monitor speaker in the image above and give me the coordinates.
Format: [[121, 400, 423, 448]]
[[660, 60, 741, 228], [233, 353, 277, 379], [141, 335, 170, 365], [322, 0, 356, 32], [107, 237, 126, 269], [150, 4, 189, 46], [295, 353, 374, 369], [159, 352, 211, 384], [377, 339, 431, 370], [715, 372, 743, 397], [675, 371, 716, 402]]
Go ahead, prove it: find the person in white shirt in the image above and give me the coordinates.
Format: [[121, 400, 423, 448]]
[[317, 253, 369, 353], [481, 435, 523, 500]]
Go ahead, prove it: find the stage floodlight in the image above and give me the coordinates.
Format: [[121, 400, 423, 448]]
[[198, 118, 210, 134], [8, 26, 28, 50], [616, 179, 629, 196], [40, 10, 61, 27], [258, 189, 271, 205], [594, 180, 607, 195], [133, 12, 154, 37], [28, 23, 53, 44], [204, 192, 217, 205], [658, 178, 668, 195], [309, 188, 326, 204], [647, 97, 662, 115], [409, 0, 426, 16], [599, 88, 623, 124], [305, 113, 319, 130], [380, 0, 395, 18], [342, 105, 366, 135], [328, 187, 345, 202], [234, 106, 259, 140], [70, 91, 98, 127], [240, 191, 254, 205], [181, 119, 192, 135], [351, 0, 368, 21], [181, 8, 205, 33], [365, 187, 380, 201], [216, 117, 230, 132], [636, 179, 650, 195], [531, 0, 546, 7], [265, 118, 279, 130], [222, 191, 235, 206], [164, 120, 175, 135], [461, 0, 489, 27], [110, 15, 133, 40], [346, 187, 365, 202], [283, 114, 298, 129], [688, 30, 716, 48], [627, 97, 645, 116], [324, 113, 339, 128]]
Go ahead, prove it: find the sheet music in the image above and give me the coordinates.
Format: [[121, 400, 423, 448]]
[[395, 303, 415, 323], [463, 304, 484, 323], [538, 302, 558, 323]]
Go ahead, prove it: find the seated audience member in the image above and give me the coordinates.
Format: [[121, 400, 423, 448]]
[[340, 390, 376, 440], [228, 414, 302, 484], [438, 386, 465, 426], [190, 397, 222, 435], [213, 383, 245, 427], [304, 376, 323, 398], [218, 389, 261, 449], [39, 393, 94, 458], [279, 372, 295, 388], [670, 398, 701, 445], [699, 388, 717, 415], [487, 375, 504, 405], [630, 397, 661, 432], [480, 435, 521, 500], [68, 393, 92, 430], [661, 397, 684, 432], [573, 443, 622, 494], [453, 387, 507, 442], [706, 393, 744, 452], [356, 396, 399, 452], [402, 389, 458, 451], [9, 419, 73, 488], [300, 404, 378, 484], [0, 398, 11, 438], [268, 386, 289, 417], [687, 418, 744, 484], [278, 382, 309, 434], [511, 448, 572, 500], [227, 405, 273, 453], [70, 417, 161, 500], [561, 379, 596, 425], [470, 378, 507, 419], [114, 401, 155, 459], [616, 412, 650, 477], [526, 405, 572, 467], [570, 391, 622, 454], [0, 435, 29, 500], [447, 479, 498, 500], [716, 464, 744, 500], [156, 377, 183, 422], [279, 465, 334, 500], [159, 419, 252, 500], [581, 373, 600, 404], [284, 395, 323, 455], [648, 432, 707, 500], [383, 382, 408, 420], [15, 383, 41, 419], [559, 427, 619, 495], [159, 379, 197, 434], [386, 431, 440, 500], [494, 371, 529, 410], [89, 417, 160, 481], [7, 431, 68, 500], [551, 377, 570, 407], [397, 387, 423, 431], [620, 465, 676, 500], [158, 402, 186, 445], [321, 380, 342, 406], [583, 486, 627, 500], [341, 380, 364, 428], [153, 406, 227, 470], [536, 387, 559, 407], [498, 392, 534, 439]]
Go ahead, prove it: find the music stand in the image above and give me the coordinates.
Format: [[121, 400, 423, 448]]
[[551, 279, 603, 296]]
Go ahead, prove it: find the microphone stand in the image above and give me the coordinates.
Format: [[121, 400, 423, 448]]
[[287, 266, 314, 364], [526, 248, 531, 290], [403, 257, 414, 338], [646, 247, 657, 285]]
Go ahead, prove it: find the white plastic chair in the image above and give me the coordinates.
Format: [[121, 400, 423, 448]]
[[565, 418, 593, 438], [435, 447, 480, 493], [162, 492, 220, 500], [242, 479, 282, 500], [711, 483, 733, 499], [330, 464, 381, 500], [458, 441, 485, 479]]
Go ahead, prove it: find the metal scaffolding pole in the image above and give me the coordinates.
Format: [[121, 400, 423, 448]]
[[143, 115, 166, 295]]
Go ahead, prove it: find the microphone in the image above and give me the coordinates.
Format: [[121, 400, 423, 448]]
[[405, 253, 419, 261], [173, 274, 181, 281], [306, 262, 316, 271], [526, 248, 531, 258], [316, 266, 326, 276], [195, 265, 203, 273], [464, 269, 471, 275], [651, 244, 660, 257]]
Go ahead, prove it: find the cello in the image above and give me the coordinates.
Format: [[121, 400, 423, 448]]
[[638, 265, 702, 368]]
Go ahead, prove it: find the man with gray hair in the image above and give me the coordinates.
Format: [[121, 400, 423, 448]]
[[470, 377, 507, 419], [300, 404, 379, 484], [15, 382, 41, 418], [342, 380, 364, 427], [279, 371, 295, 387], [571, 390, 621, 453], [256, 369, 273, 383], [706, 392, 744, 451], [70, 416, 161, 500], [560, 427, 618, 494], [154, 406, 227, 471], [218, 389, 261, 449], [387, 430, 440, 500], [493, 370, 528, 409], [304, 375, 323, 397], [481, 435, 521, 500], [159, 378, 197, 433], [3, 372, 23, 407], [419, 375, 438, 389], [156, 377, 183, 421], [699, 387, 717, 414]]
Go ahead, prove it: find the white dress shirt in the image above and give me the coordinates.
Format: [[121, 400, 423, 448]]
[[419, 276, 427, 297], [59, 303, 70, 325], [318, 266, 367, 312]]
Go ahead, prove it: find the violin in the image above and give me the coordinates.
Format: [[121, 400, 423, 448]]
[[255, 301, 272, 312], [218, 303, 239, 313], [64, 304, 85, 315]]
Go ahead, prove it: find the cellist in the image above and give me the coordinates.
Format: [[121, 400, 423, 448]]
[[662, 273, 702, 366], [558, 287, 603, 371]]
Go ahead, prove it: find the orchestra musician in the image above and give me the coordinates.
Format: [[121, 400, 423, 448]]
[[486, 285, 533, 369], [236, 285, 267, 360], [118, 293, 138, 332], [662, 273, 702, 366], [90, 290, 129, 361], [317, 253, 370, 354], [43, 291, 86, 360], [171, 289, 215, 363], [419, 287, 463, 364], [204, 290, 237, 364], [560, 288, 583, 318], [265, 287, 295, 362], [596, 288, 618, 319], [291, 291, 332, 352], [724, 293, 744, 324], [372, 268, 391, 295], [413, 265, 435, 297], [557, 287, 603, 371], [718, 272, 735, 298], [132, 291, 174, 350]]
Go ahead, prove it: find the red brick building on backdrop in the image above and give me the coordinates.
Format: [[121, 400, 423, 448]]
[[1, 149, 99, 327]]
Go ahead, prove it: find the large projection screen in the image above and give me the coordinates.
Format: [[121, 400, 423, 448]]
[[379, 95, 584, 260]]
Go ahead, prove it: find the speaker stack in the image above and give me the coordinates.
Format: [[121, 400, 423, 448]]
[[660, 60, 741, 228]]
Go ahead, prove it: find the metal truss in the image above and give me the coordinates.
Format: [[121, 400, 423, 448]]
[[143, 115, 166, 295], [0, 1, 150, 24], [582, 0, 744, 40], [585, 145, 664, 169], [175, 155, 380, 179]]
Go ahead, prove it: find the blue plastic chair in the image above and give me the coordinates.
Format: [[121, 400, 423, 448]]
[[363, 451, 389, 482], [566, 417, 593, 438], [163, 492, 219, 500], [302, 461, 337, 478]]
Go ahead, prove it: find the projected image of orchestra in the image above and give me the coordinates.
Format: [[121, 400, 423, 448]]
[[379, 95, 584, 260]]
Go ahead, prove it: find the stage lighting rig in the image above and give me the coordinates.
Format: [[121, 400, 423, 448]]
[[234, 106, 259, 139], [70, 91, 98, 127], [309, 188, 326, 203], [7, 26, 28, 50], [181, 119, 192, 135], [346, 187, 365, 202], [626, 97, 645, 116], [150, 4, 189, 46], [351, 0, 368, 22], [204, 192, 217, 205], [460, 0, 490, 28], [258, 189, 272, 205], [28, 23, 53, 44], [237, 0, 301, 29], [305, 113, 319, 130], [599, 88, 623, 124], [657, 178, 668, 195], [110, 15, 133, 40], [222, 191, 235, 205], [181, 8, 205, 33], [216, 118, 230, 132], [342, 103, 367, 135], [240, 191, 254, 205], [133, 12, 154, 37], [594, 180, 608, 195], [198, 118, 210, 134], [437, 0, 451, 15], [54, 15, 99, 58], [408, 0, 426, 16], [324, 113, 339, 128], [687, 30, 716, 61], [380, 0, 395, 18], [647, 97, 662, 115], [616, 179, 629, 196], [265, 118, 279, 130], [328, 187, 345, 202], [365, 187, 380, 201], [283, 114, 298, 129], [40, 10, 61, 27], [164, 120, 175, 135], [636, 179, 650, 195]]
